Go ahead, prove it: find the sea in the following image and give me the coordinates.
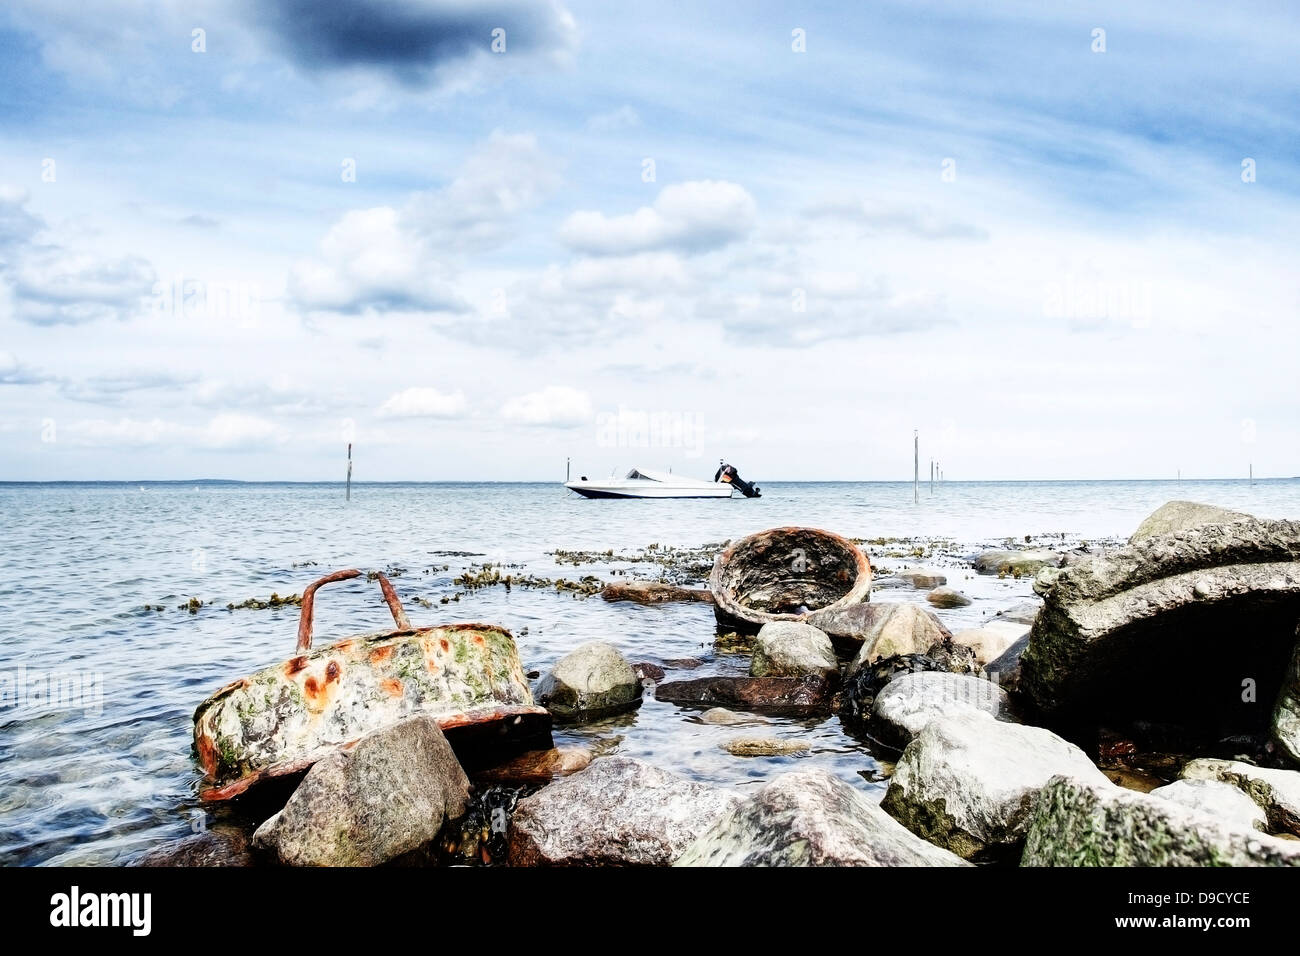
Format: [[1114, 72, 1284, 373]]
[[2, 478, 1298, 865]]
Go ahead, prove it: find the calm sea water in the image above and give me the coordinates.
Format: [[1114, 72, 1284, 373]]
[[2, 478, 1297, 866]]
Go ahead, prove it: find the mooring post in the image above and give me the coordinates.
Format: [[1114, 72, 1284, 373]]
[[566, 457, 571, 482], [346, 443, 352, 501], [913, 430, 919, 504]]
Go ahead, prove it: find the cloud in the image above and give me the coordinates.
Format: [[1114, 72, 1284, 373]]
[[500, 385, 591, 426], [586, 105, 640, 132], [62, 413, 287, 450], [249, 0, 578, 89], [0, 189, 157, 326], [0, 351, 54, 386], [803, 197, 989, 240], [559, 181, 756, 256], [58, 371, 198, 404], [377, 387, 469, 418], [289, 132, 558, 315]]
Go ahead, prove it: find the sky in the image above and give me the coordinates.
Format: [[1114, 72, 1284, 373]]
[[0, 0, 1297, 482]]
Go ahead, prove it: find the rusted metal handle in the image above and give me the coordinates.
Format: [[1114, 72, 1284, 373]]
[[296, 569, 412, 652]]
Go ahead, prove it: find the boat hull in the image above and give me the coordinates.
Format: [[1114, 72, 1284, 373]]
[[565, 481, 734, 499]]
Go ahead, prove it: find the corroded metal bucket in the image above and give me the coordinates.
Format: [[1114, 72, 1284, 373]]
[[710, 526, 872, 632], [193, 569, 549, 800]]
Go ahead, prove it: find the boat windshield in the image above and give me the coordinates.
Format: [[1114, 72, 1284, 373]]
[[625, 469, 654, 481]]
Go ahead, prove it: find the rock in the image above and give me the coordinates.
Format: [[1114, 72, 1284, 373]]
[[1150, 779, 1268, 832], [1130, 500, 1252, 544], [869, 575, 909, 590], [131, 826, 254, 867], [655, 675, 835, 717], [1277, 642, 1300, 765], [951, 621, 1030, 667], [1019, 518, 1300, 751], [926, 586, 971, 608], [973, 549, 1062, 576], [1180, 758, 1300, 835], [870, 672, 1016, 748], [507, 757, 740, 866], [881, 712, 1110, 860], [1021, 775, 1300, 866], [662, 657, 705, 669], [710, 526, 873, 632], [985, 633, 1031, 693], [473, 746, 594, 786], [698, 707, 764, 726], [994, 600, 1042, 626], [899, 568, 947, 590], [675, 769, 969, 866], [253, 715, 470, 867], [632, 662, 666, 683], [722, 737, 810, 757], [750, 621, 838, 680], [534, 641, 643, 722], [844, 603, 954, 673], [838, 640, 978, 732], [601, 581, 714, 605]]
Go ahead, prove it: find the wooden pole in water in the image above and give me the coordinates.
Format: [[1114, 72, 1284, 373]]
[[566, 457, 571, 482], [346, 443, 352, 501], [1250, 463, 1254, 486], [930, 459, 934, 495], [913, 430, 919, 504]]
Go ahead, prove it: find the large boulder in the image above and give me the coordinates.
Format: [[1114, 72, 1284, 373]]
[[1019, 518, 1300, 752], [655, 675, 835, 717], [253, 715, 470, 866], [880, 712, 1110, 860], [507, 757, 740, 866], [1021, 775, 1300, 866], [1180, 758, 1300, 835], [1149, 779, 1267, 832], [838, 640, 978, 732], [534, 641, 642, 722], [1130, 500, 1252, 544], [870, 672, 1016, 748], [973, 549, 1062, 576], [674, 769, 968, 866], [1276, 642, 1300, 764], [951, 621, 1030, 667], [844, 604, 954, 673], [710, 527, 873, 632], [750, 621, 838, 680], [984, 632, 1031, 693]]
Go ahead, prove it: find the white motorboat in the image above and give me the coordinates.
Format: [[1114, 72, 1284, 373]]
[[564, 464, 761, 499]]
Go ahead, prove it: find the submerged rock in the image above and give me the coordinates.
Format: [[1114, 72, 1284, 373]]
[[473, 746, 594, 786], [1180, 758, 1300, 835], [750, 621, 838, 680], [1130, 499, 1252, 544], [1150, 779, 1267, 832], [951, 621, 1029, 667], [926, 586, 971, 608], [534, 641, 643, 722], [973, 549, 1062, 576], [253, 715, 470, 867], [710, 526, 873, 632], [507, 757, 740, 866], [601, 581, 714, 605], [675, 769, 969, 867], [838, 640, 978, 733], [131, 826, 255, 867], [899, 568, 947, 590], [845, 603, 954, 672], [881, 712, 1109, 860], [1021, 775, 1300, 866], [698, 707, 764, 726], [870, 672, 1016, 748], [722, 737, 811, 757], [1019, 518, 1300, 753], [993, 600, 1043, 626], [656, 674, 835, 717]]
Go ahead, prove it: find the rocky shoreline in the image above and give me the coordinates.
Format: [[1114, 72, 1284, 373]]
[[135, 500, 1300, 867]]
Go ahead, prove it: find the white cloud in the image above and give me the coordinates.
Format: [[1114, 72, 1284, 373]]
[[500, 386, 592, 426], [378, 387, 469, 419], [559, 180, 756, 256], [62, 414, 287, 450], [586, 105, 640, 132]]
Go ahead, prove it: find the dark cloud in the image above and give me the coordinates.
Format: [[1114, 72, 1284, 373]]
[[250, 0, 576, 86]]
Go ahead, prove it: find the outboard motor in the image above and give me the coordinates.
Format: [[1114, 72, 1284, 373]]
[[714, 462, 761, 498]]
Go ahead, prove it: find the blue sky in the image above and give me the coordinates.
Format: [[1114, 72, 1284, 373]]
[[1, 0, 1297, 480]]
